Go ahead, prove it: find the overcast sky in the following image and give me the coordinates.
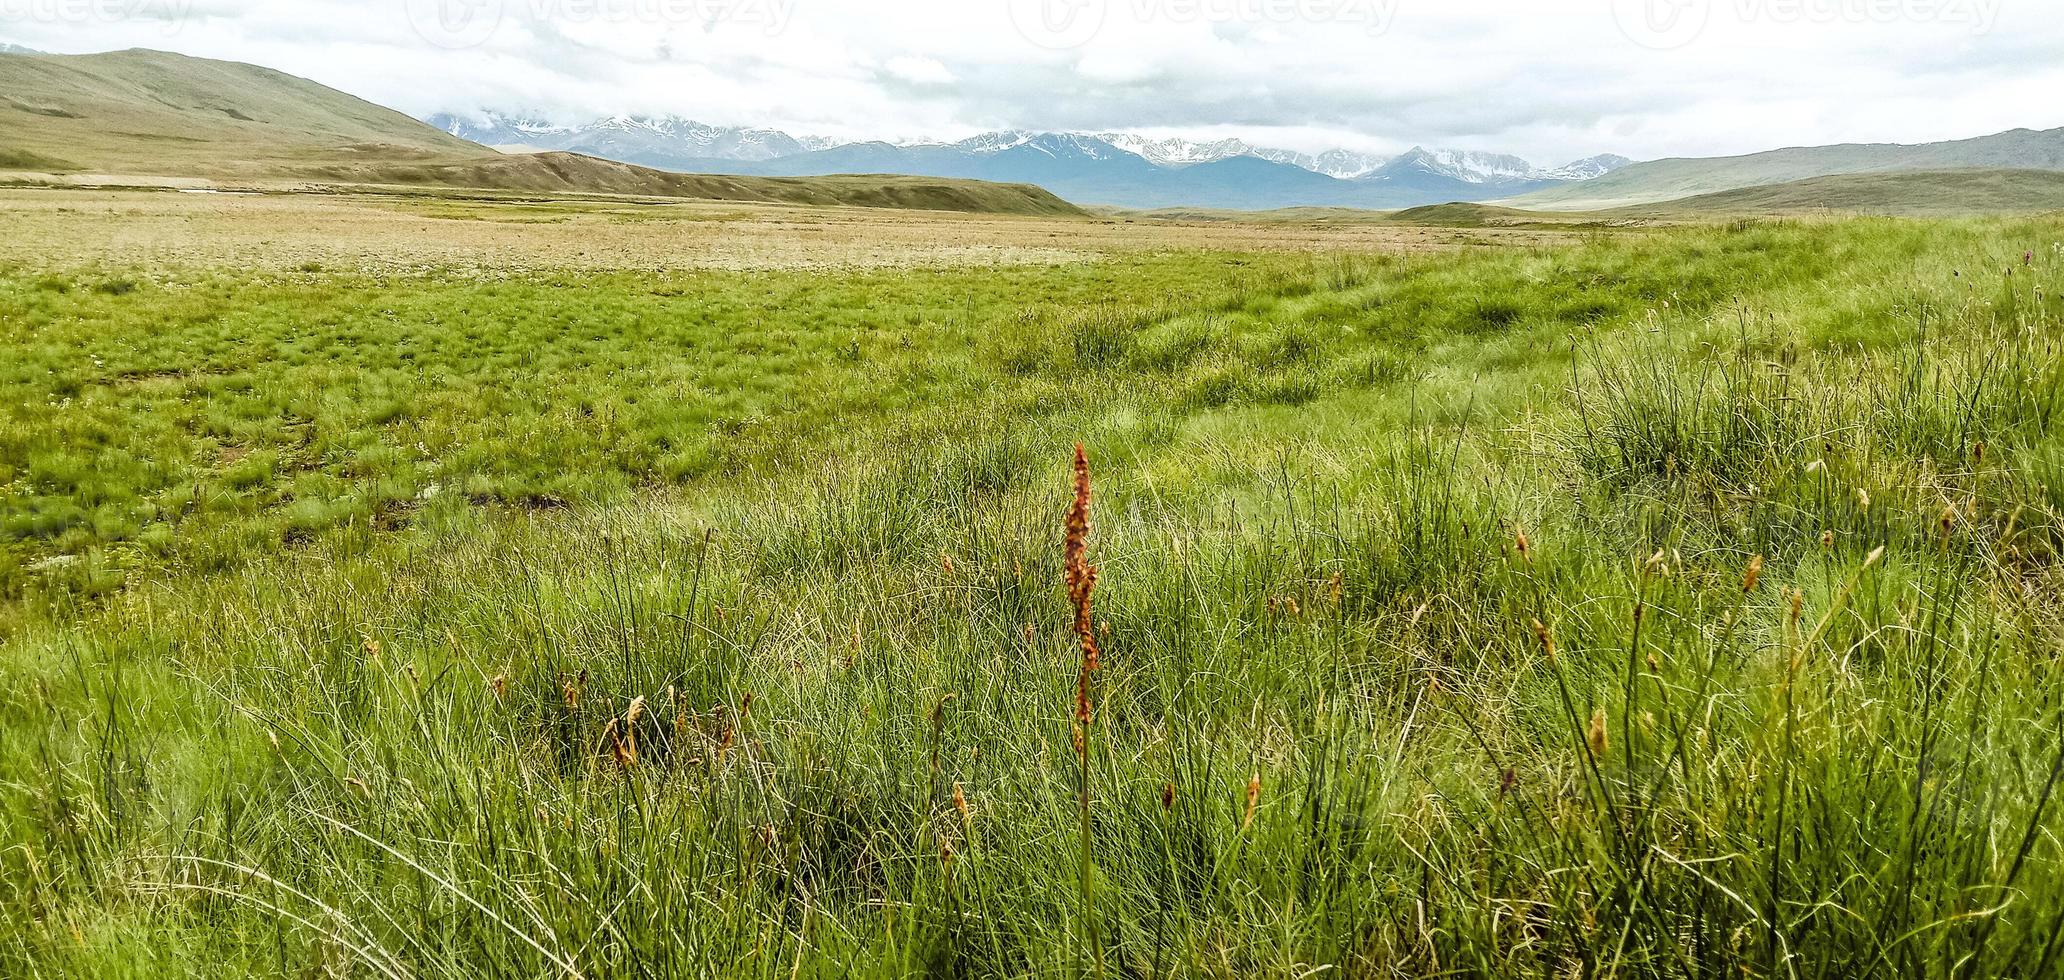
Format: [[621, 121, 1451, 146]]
[[3, 0, 2056, 165]]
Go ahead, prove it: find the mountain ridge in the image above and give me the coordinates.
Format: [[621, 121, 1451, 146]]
[[431, 112, 1633, 210], [431, 111, 1627, 189]]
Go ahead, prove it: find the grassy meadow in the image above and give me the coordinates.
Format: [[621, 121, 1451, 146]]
[[5, 190, 2064, 977]]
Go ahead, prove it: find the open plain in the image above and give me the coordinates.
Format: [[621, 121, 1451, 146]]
[[6, 181, 2064, 977]]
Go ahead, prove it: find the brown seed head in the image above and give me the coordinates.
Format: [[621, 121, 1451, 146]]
[[1242, 773, 1261, 830], [1743, 554, 1764, 594], [606, 719, 636, 769], [1586, 708, 1609, 758], [1064, 445, 1101, 749], [1531, 618, 1557, 664]]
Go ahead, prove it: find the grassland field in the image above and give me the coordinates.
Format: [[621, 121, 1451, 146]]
[[5, 186, 2064, 978]]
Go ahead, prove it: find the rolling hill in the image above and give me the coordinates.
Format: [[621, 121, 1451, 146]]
[[1383, 169, 2064, 227], [0, 47, 485, 174], [0, 48, 1084, 215], [1617, 168, 2064, 217], [299, 153, 1086, 215], [1512, 127, 2064, 209]]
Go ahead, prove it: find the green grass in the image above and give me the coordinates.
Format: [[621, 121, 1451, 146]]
[[7, 214, 2064, 977], [1617, 169, 2064, 218]]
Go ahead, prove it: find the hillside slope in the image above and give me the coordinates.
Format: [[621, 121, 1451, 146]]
[[1512, 127, 2064, 209], [305, 152, 1085, 215], [0, 49, 1083, 215], [0, 48, 487, 174], [1623, 168, 2064, 217]]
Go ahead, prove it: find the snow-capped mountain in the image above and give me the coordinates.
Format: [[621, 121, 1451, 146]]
[[0, 42, 46, 54], [1370, 147, 1636, 185], [1078, 137, 1628, 184], [1304, 149, 1390, 179], [1085, 135, 1384, 177], [423, 111, 1632, 210], [1094, 134, 1269, 168], [427, 112, 843, 166], [430, 112, 578, 145], [1541, 154, 1636, 180], [954, 131, 1141, 161], [1378, 147, 1541, 184]]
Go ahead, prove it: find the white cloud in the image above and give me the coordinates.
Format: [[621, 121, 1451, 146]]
[[1, 0, 2058, 164], [883, 54, 955, 85]]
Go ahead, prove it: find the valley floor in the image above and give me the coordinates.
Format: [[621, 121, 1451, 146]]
[[4, 190, 2064, 978]]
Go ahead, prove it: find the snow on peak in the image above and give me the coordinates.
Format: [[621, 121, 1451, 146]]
[[1386, 147, 1542, 183], [1540, 154, 1636, 180], [1093, 134, 1260, 167], [958, 132, 1143, 161], [1309, 149, 1392, 179], [1376, 147, 1637, 184], [422, 113, 1629, 185]]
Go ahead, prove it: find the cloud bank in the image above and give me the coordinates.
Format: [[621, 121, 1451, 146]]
[[2, 0, 2053, 164]]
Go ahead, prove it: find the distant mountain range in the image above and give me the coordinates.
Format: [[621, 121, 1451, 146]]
[[429, 113, 845, 163], [428, 112, 1634, 210]]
